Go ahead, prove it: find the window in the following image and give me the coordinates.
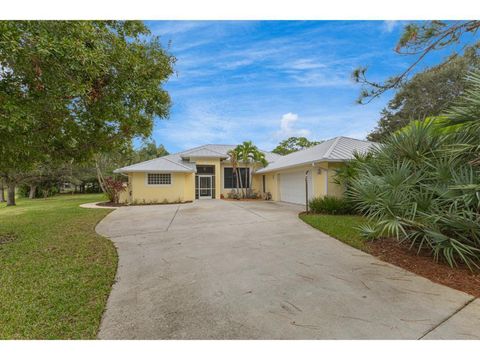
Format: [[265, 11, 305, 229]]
[[224, 167, 249, 189], [147, 173, 171, 185]]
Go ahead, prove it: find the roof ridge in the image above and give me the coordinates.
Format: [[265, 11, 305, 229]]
[[323, 136, 342, 159], [182, 147, 227, 156], [337, 135, 375, 144], [162, 156, 194, 170]]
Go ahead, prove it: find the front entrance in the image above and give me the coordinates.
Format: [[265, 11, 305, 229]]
[[195, 165, 216, 199], [198, 175, 213, 199]]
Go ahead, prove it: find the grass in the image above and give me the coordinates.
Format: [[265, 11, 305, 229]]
[[0, 194, 117, 339], [299, 213, 368, 251]]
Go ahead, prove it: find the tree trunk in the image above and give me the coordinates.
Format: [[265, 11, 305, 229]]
[[244, 166, 249, 198], [6, 183, 15, 206], [0, 180, 5, 202], [29, 185, 37, 199], [95, 158, 107, 194], [237, 168, 244, 198]]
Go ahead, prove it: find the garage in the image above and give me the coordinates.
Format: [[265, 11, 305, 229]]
[[279, 170, 313, 205]]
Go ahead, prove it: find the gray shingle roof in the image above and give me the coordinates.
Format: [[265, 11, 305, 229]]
[[256, 136, 377, 174], [114, 144, 282, 173]]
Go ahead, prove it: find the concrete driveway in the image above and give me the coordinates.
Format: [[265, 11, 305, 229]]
[[96, 200, 479, 339]]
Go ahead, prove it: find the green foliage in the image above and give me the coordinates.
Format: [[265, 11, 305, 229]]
[[234, 141, 268, 198], [308, 196, 355, 215], [367, 48, 480, 142], [348, 116, 480, 269], [0, 21, 174, 195], [132, 140, 169, 163], [273, 136, 322, 155], [300, 214, 368, 251]]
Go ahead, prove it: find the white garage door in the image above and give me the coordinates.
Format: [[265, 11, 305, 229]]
[[279, 171, 313, 205]]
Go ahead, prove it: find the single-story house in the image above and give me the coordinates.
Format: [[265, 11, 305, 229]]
[[114, 136, 377, 205]]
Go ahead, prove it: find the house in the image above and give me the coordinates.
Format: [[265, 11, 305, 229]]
[[114, 137, 377, 205]]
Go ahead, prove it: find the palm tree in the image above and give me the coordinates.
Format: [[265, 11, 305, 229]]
[[227, 148, 241, 197], [235, 141, 268, 198]]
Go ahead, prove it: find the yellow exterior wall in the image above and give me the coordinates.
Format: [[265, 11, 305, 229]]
[[326, 162, 345, 197], [121, 172, 194, 204], [119, 159, 347, 204], [259, 161, 347, 201]]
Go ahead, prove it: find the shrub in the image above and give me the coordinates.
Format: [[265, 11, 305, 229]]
[[103, 177, 126, 204], [348, 118, 480, 269], [308, 196, 354, 215], [227, 190, 241, 200]]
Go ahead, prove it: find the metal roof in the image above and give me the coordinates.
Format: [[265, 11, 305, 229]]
[[256, 137, 378, 174], [114, 144, 282, 173]]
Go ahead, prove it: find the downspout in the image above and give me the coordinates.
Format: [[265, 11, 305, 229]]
[[305, 170, 310, 213]]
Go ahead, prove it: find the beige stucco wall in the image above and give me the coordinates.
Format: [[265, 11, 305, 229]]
[[120, 172, 194, 204], [118, 159, 346, 204], [260, 161, 346, 201]]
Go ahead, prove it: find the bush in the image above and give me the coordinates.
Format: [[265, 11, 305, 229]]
[[103, 177, 126, 204], [227, 190, 241, 200], [348, 118, 480, 269], [308, 196, 355, 215]]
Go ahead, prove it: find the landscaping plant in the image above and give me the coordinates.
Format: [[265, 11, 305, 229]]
[[308, 196, 355, 215], [347, 74, 480, 268], [103, 177, 126, 204]]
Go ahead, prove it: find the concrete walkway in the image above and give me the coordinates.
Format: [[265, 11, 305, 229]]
[[96, 200, 479, 339]]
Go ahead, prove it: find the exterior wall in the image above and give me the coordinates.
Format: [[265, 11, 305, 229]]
[[325, 162, 345, 197], [124, 172, 195, 204], [260, 161, 347, 202], [120, 159, 347, 205]]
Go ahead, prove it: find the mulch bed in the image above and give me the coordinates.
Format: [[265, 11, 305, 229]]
[[97, 202, 128, 207], [367, 238, 480, 298], [222, 198, 264, 202], [97, 201, 192, 207]]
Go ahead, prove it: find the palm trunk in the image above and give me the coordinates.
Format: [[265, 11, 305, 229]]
[[244, 166, 249, 198], [237, 168, 244, 198], [6, 183, 15, 206], [0, 180, 5, 202], [29, 185, 37, 199]]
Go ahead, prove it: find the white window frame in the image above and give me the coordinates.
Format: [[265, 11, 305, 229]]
[[145, 173, 172, 187]]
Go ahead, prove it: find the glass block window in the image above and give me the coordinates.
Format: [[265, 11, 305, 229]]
[[147, 173, 171, 185]]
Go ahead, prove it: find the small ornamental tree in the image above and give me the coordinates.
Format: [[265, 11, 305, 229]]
[[103, 177, 126, 204]]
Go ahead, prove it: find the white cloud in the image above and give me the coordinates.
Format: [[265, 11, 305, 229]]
[[285, 59, 327, 70], [275, 112, 310, 139], [383, 21, 399, 33]]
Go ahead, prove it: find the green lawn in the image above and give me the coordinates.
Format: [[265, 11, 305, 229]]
[[0, 194, 117, 339], [299, 213, 368, 251]]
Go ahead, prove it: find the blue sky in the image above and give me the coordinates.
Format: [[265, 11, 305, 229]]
[[144, 20, 450, 153]]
